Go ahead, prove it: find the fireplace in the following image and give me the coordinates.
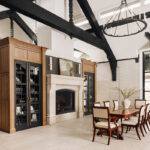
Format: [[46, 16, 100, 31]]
[[56, 89, 75, 115], [47, 74, 84, 125]]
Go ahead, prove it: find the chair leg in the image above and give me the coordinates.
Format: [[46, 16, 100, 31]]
[[121, 125, 124, 135], [108, 130, 111, 145], [140, 125, 145, 137], [126, 126, 128, 133], [129, 127, 131, 131], [136, 127, 141, 140], [92, 128, 96, 142], [143, 123, 147, 134], [117, 128, 119, 139]]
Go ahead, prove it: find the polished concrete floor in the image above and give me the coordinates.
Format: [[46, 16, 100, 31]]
[[0, 116, 150, 150]]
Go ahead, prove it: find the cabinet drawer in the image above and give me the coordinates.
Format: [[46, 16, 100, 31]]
[[28, 51, 41, 64]]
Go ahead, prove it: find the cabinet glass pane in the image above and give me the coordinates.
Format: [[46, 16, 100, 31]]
[[84, 73, 94, 115], [29, 64, 41, 125], [15, 62, 27, 129], [15, 61, 42, 131]]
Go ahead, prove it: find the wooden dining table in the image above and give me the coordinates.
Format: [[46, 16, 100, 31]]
[[109, 107, 140, 140], [110, 107, 139, 119]]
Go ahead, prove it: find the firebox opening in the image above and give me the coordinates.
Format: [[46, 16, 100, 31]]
[[56, 89, 75, 115]]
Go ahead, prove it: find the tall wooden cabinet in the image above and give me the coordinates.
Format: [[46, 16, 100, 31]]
[[0, 37, 47, 133], [82, 59, 97, 115]]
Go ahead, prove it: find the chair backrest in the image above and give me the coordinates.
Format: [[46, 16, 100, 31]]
[[113, 100, 119, 109], [94, 102, 101, 107], [138, 105, 146, 124], [135, 99, 146, 109], [103, 101, 110, 108], [145, 104, 150, 119], [93, 106, 109, 119]]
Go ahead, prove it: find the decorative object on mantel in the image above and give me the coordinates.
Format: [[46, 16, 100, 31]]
[[48, 56, 53, 71], [59, 58, 74, 76], [114, 87, 139, 109], [103, 0, 147, 37]]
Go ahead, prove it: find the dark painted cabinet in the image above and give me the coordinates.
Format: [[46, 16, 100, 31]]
[[84, 72, 95, 115], [15, 60, 42, 131]]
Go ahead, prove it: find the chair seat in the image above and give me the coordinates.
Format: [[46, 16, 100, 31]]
[[122, 118, 138, 126], [131, 116, 138, 120], [95, 121, 119, 129]]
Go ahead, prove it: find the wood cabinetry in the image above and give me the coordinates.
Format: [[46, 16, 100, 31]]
[[81, 59, 97, 115], [0, 37, 47, 133]]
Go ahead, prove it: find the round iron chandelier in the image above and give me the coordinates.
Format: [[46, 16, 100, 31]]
[[102, 0, 147, 37]]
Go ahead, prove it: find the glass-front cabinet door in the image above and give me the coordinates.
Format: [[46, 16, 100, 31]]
[[84, 72, 95, 115], [15, 61, 28, 130], [29, 63, 42, 127], [15, 61, 42, 131]]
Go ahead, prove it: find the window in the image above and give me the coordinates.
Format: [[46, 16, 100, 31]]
[[143, 52, 150, 100]]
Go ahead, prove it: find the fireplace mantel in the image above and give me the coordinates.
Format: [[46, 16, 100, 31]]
[[47, 74, 84, 125]]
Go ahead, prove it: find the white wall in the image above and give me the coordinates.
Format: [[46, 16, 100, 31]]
[[37, 0, 80, 62], [0, 19, 30, 43], [97, 59, 140, 106]]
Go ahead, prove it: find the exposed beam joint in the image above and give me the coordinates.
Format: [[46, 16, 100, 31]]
[[0, 0, 107, 50], [12, 11, 38, 45], [0, 10, 37, 44], [77, 0, 117, 81], [0, 10, 11, 20]]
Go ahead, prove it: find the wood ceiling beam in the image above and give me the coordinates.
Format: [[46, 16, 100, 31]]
[[0, 0, 108, 51], [0, 10, 10, 20], [145, 32, 150, 40], [77, 0, 117, 81], [12, 11, 38, 45], [0, 10, 37, 44]]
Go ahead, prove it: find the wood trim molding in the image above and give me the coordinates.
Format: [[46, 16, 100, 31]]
[[41, 47, 47, 126], [81, 58, 97, 113], [0, 37, 47, 133]]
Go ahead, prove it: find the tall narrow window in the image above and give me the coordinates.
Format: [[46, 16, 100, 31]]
[[143, 52, 150, 100]]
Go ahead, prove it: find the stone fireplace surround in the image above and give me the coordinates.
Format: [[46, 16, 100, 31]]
[[47, 74, 84, 125]]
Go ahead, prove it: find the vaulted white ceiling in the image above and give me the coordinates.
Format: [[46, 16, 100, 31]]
[[73, 0, 150, 61]]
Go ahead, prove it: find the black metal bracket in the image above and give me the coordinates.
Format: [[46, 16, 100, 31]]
[[0, 10, 37, 45], [77, 0, 117, 81]]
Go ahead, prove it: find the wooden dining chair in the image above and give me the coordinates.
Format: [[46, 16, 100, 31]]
[[143, 104, 150, 133], [121, 105, 146, 140], [113, 100, 119, 110], [94, 102, 101, 107], [135, 99, 146, 109], [103, 101, 110, 108], [92, 106, 119, 145]]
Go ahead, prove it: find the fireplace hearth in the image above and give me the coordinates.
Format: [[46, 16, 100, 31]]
[[56, 89, 75, 115]]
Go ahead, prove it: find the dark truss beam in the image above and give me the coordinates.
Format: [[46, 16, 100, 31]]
[[12, 12, 38, 45], [0, 0, 108, 52], [0, 10, 10, 20], [77, 0, 117, 80], [0, 10, 37, 44], [145, 32, 150, 40], [0, 0, 118, 80]]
